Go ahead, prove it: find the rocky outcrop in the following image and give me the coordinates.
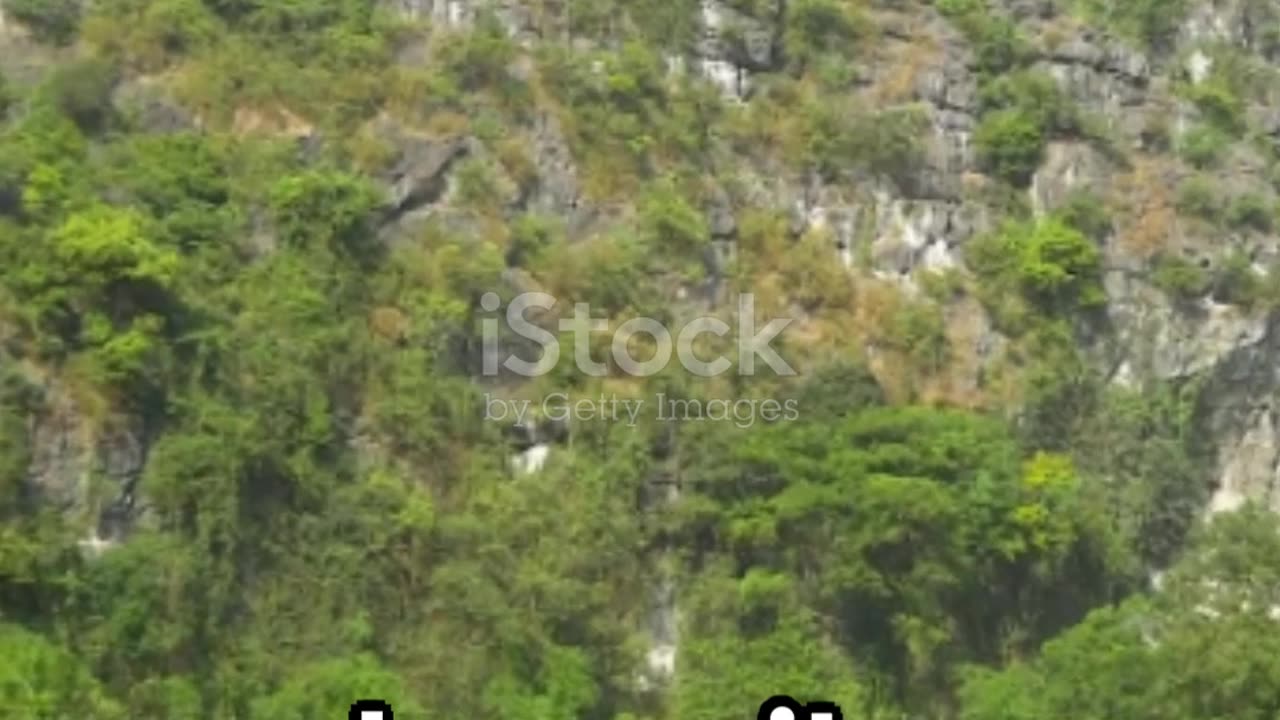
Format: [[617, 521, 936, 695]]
[[25, 376, 147, 547], [1031, 141, 1112, 214], [1038, 36, 1152, 141], [692, 0, 784, 98], [868, 196, 976, 279], [1198, 312, 1280, 513], [383, 0, 531, 36], [381, 130, 470, 219], [112, 77, 195, 134], [526, 111, 582, 217], [384, 0, 472, 25], [13, 0, 1280, 561]]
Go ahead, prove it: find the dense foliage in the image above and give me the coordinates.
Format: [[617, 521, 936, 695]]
[[0, 0, 1276, 719]]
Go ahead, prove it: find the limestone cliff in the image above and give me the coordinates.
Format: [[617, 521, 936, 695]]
[[7, 0, 1280, 557]]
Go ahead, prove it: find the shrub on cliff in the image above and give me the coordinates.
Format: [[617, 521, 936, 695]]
[[968, 217, 1105, 320], [975, 108, 1045, 186], [1078, 0, 1190, 48]]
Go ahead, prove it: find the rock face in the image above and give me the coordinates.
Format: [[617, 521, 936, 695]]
[[1200, 314, 1280, 513], [384, 0, 471, 25], [1030, 142, 1112, 215], [25, 376, 147, 544], [379, 126, 470, 219], [383, 0, 530, 35], [10, 0, 1280, 593], [364, 0, 1280, 515], [693, 0, 784, 98], [527, 111, 581, 216], [112, 78, 195, 134]]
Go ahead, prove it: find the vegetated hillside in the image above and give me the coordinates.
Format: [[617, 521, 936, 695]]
[[1, 0, 1279, 717]]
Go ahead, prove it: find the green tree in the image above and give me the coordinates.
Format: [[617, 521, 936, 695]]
[[0, 623, 123, 719], [269, 170, 383, 259], [783, 0, 866, 70], [675, 607, 870, 720], [250, 655, 423, 720], [39, 58, 120, 134], [678, 406, 1125, 711], [967, 218, 1105, 320], [961, 507, 1280, 720]]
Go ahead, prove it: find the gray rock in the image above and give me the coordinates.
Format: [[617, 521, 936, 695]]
[[1050, 37, 1106, 68], [375, 119, 471, 217], [23, 374, 147, 539], [1104, 45, 1150, 82], [1030, 141, 1111, 216], [112, 80, 194, 134], [694, 0, 783, 96], [916, 63, 978, 113], [788, 202, 810, 238], [720, 1, 781, 72], [732, 26, 777, 70], [26, 398, 88, 516], [528, 112, 581, 217], [383, 0, 532, 37], [706, 186, 737, 239], [1197, 311, 1280, 513], [94, 422, 147, 540], [866, 198, 970, 277], [1252, 104, 1280, 137]]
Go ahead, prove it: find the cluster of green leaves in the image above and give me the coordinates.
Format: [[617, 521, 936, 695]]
[[1075, 0, 1190, 49], [782, 0, 869, 73], [1153, 250, 1280, 308], [430, 11, 529, 112], [1179, 176, 1277, 232], [887, 301, 950, 374], [561, 0, 701, 50], [967, 216, 1105, 328], [0, 40, 520, 717], [1209, 251, 1270, 307], [0, 73, 200, 392], [974, 71, 1078, 186], [0, 623, 124, 718], [540, 41, 724, 195], [961, 507, 1280, 720], [1152, 253, 1212, 301], [1178, 124, 1231, 168], [1054, 191, 1114, 241], [82, 0, 398, 129], [936, 0, 1030, 78], [673, 401, 1135, 717], [1174, 48, 1274, 168], [805, 102, 931, 185], [1019, 360, 1210, 569]]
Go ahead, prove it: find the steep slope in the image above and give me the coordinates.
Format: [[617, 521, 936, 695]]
[[1, 0, 1280, 718]]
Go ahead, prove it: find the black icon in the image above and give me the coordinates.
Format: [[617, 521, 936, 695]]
[[349, 699, 394, 720], [758, 695, 843, 720]]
